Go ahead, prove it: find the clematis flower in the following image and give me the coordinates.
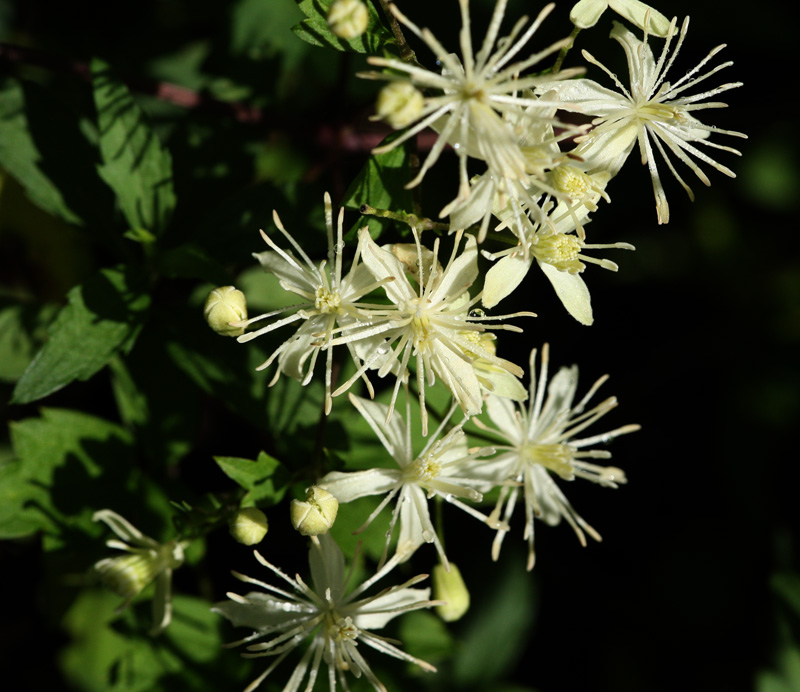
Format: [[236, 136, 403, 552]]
[[93, 509, 187, 635], [332, 228, 533, 435], [482, 194, 633, 325], [235, 193, 395, 413], [569, 0, 671, 36], [545, 18, 746, 224], [361, 0, 581, 216], [214, 533, 436, 692], [472, 345, 639, 570], [320, 393, 503, 568]]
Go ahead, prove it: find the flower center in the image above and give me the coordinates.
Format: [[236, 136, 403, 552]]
[[550, 165, 593, 199], [326, 615, 360, 671], [406, 454, 442, 484], [315, 286, 342, 313], [408, 298, 437, 352], [638, 101, 678, 122], [523, 443, 574, 480], [532, 234, 583, 272]]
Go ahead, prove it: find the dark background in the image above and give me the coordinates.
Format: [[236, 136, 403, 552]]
[[1, 1, 797, 690]]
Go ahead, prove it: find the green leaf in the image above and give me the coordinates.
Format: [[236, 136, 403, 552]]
[[398, 611, 455, 663], [293, 0, 395, 55], [156, 242, 231, 284], [342, 136, 415, 241], [2, 408, 134, 540], [452, 555, 537, 686], [0, 300, 58, 382], [12, 265, 151, 404], [0, 77, 111, 226], [92, 58, 176, 236], [214, 451, 289, 506], [60, 591, 247, 692], [773, 572, 800, 619]]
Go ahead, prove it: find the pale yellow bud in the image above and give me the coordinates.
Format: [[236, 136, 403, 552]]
[[229, 507, 269, 545], [95, 540, 184, 601], [327, 0, 369, 40], [433, 562, 470, 622], [204, 286, 247, 337], [376, 82, 424, 130], [290, 486, 339, 536]]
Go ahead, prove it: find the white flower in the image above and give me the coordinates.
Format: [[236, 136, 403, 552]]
[[332, 228, 533, 435], [362, 0, 581, 215], [214, 533, 436, 692], [545, 18, 746, 224], [319, 394, 502, 567], [236, 193, 394, 413], [569, 0, 671, 36], [482, 196, 633, 325], [447, 90, 585, 242], [473, 345, 639, 570], [93, 509, 187, 635]]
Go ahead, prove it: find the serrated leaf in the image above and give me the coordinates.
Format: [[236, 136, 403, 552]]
[[0, 77, 111, 226], [12, 265, 151, 404], [2, 408, 135, 541], [60, 591, 246, 692], [342, 136, 415, 241], [293, 0, 394, 54], [214, 451, 289, 506], [0, 301, 58, 382], [92, 58, 176, 236]]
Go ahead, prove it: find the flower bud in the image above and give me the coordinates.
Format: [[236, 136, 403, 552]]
[[95, 540, 185, 601], [204, 286, 247, 337], [327, 0, 369, 40], [229, 507, 269, 545], [433, 562, 470, 622], [376, 82, 424, 130], [290, 486, 339, 536]]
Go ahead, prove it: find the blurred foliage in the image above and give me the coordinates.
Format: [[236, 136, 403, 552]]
[[0, 0, 796, 691]]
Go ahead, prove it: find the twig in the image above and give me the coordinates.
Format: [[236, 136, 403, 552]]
[[360, 204, 449, 233]]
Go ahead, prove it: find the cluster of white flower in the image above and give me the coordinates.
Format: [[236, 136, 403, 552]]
[[195, 1, 742, 689]]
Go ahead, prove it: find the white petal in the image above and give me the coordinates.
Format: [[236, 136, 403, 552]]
[[353, 587, 431, 630], [430, 235, 478, 306], [319, 469, 401, 503], [609, 0, 671, 36], [483, 253, 532, 308], [569, 0, 608, 29], [538, 261, 594, 325]]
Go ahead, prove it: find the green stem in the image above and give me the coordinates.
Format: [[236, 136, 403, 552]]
[[553, 27, 581, 73], [377, 0, 416, 62], [360, 204, 449, 233]]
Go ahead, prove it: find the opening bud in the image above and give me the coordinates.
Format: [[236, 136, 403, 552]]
[[229, 507, 269, 545], [291, 486, 339, 536], [433, 562, 470, 622], [376, 82, 424, 130], [204, 286, 247, 337], [95, 539, 184, 601], [327, 0, 369, 40]]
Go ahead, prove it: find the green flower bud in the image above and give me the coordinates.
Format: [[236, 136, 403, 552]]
[[433, 562, 470, 622], [327, 0, 369, 40], [204, 286, 247, 337], [291, 486, 339, 536], [376, 82, 424, 130], [95, 540, 184, 601], [229, 507, 269, 545]]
